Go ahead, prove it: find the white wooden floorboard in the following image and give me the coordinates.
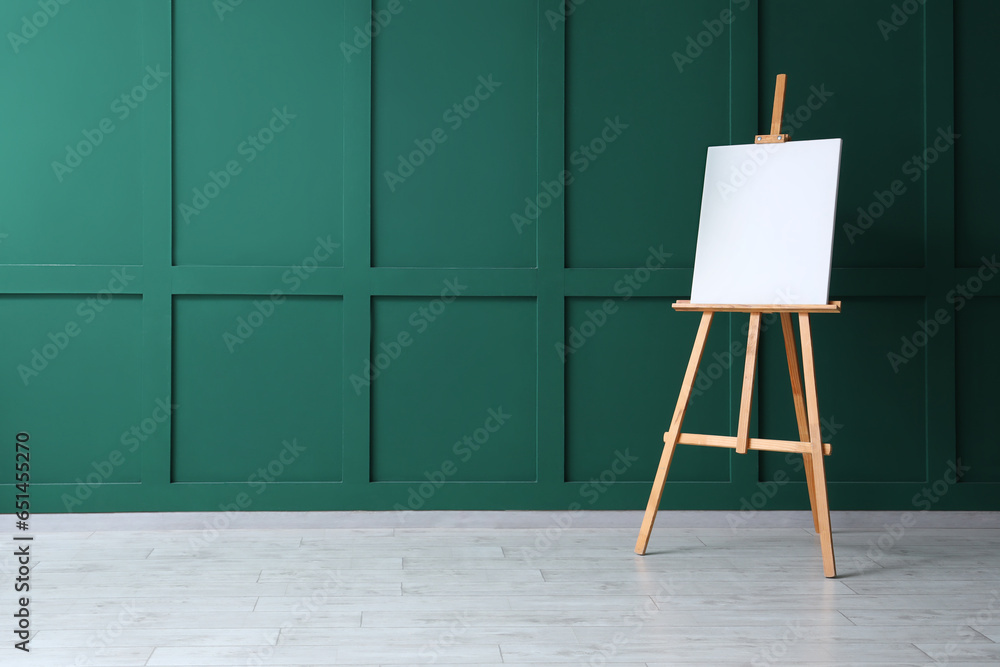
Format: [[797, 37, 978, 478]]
[[31, 596, 261, 613], [571, 623, 995, 643], [0, 647, 154, 666], [499, 641, 933, 663], [843, 579, 1000, 595], [843, 608, 1000, 625], [360, 609, 858, 628], [973, 625, 1000, 642], [145, 644, 504, 665], [404, 555, 742, 570], [916, 643, 1000, 662], [30, 628, 279, 648], [278, 626, 579, 646], [648, 591, 1000, 611], [31, 583, 292, 599], [34, 610, 363, 630], [0, 510, 997, 665], [505, 595, 666, 611], [254, 595, 513, 613]]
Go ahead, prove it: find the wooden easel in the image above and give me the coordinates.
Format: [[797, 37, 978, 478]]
[[634, 75, 839, 578]]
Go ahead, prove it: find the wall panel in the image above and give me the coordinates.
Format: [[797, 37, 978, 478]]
[[370, 297, 537, 482], [371, 0, 538, 268], [954, 0, 1000, 266], [0, 1, 146, 265], [0, 295, 143, 488], [172, 0, 346, 266], [956, 297, 1000, 483], [171, 296, 343, 483]]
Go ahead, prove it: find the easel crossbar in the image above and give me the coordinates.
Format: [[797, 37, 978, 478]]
[[672, 432, 832, 456]]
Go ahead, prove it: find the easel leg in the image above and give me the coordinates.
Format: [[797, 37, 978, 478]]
[[780, 313, 820, 533], [735, 313, 762, 454], [798, 313, 836, 578], [635, 312, 714, 555]]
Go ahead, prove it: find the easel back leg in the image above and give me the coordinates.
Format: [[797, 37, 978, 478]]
[[780, 312, 821, 533]]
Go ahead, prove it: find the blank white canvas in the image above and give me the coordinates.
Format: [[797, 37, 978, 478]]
[[689, 138, 843, 305]]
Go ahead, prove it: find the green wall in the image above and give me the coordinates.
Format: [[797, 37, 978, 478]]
[[2, 0, 997, 513]]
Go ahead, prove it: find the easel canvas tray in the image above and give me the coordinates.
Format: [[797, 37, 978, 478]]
[[690, 138, 843, 306]]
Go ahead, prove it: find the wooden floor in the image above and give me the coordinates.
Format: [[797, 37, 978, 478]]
[[2, 511, 1000, 666]]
